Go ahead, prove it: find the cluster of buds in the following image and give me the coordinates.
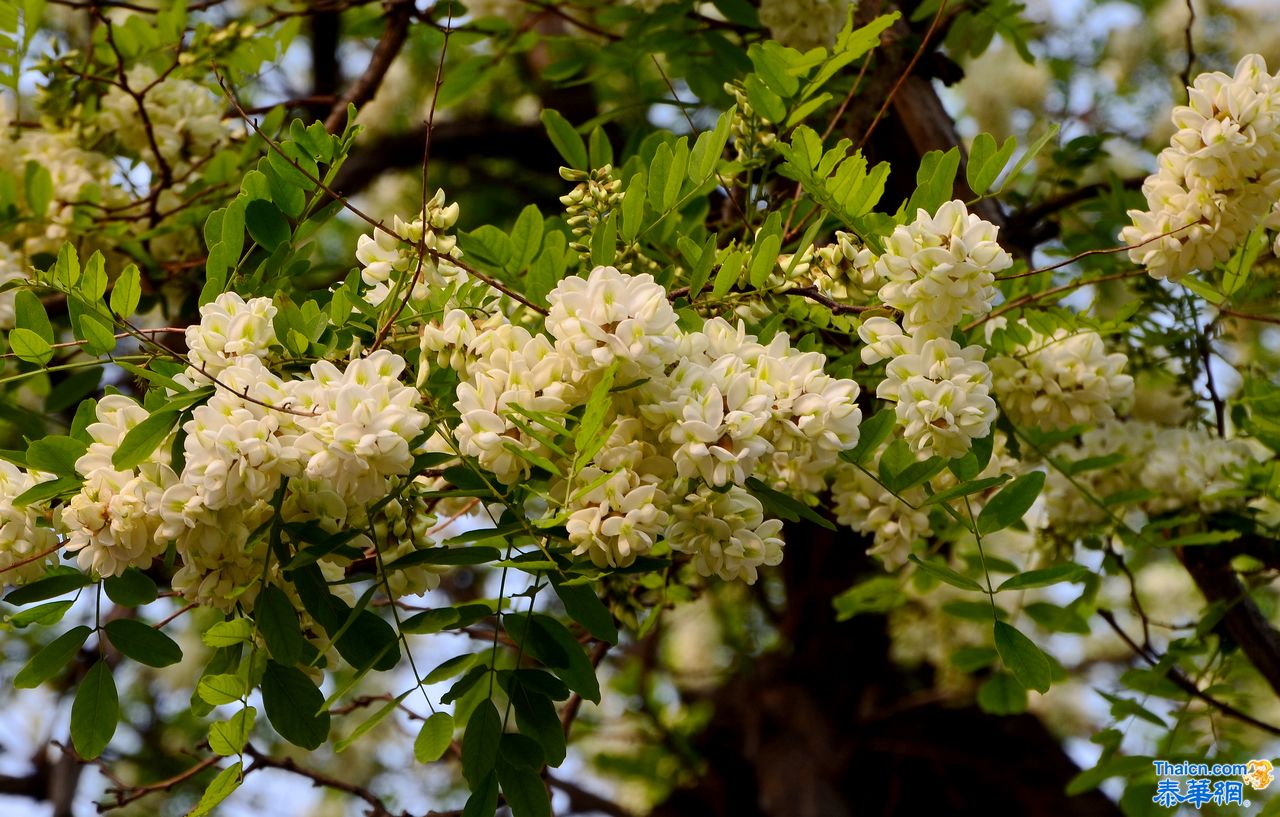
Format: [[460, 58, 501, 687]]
[[560, 165, 624, 261], [723, 82, 777, 170], [809, 232, 880, 301]]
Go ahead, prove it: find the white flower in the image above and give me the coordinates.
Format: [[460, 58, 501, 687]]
[[565, 468, 668, 568], [546, 265, 680, 378], [0, 463, 60, 583], [832, 463, 929, 569], [1121, 54, 1280, 281], [357, 191, 465, 307], [988, 319, 1134, 430], [98, 65, 228, 167], [877, 334, 996, 459], [875, 200, 1011, 334], [758, 0, 857, 51], [184, 292, 278, 378], [666, 486, 783, 584]]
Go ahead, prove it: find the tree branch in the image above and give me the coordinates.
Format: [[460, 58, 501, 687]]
[[324, 0, 414, 133]]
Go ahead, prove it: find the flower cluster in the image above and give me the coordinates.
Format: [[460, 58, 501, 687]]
[[987, 319, 1134, 430], [1121, 54, 1280, 280], [560, 166, 623, 260], [356, 189, 465, 308], [0, 463, 60, 582], [1041, 420, 1260, 538], [450, 265, 862, 581], [60, 296, 434, 608], [97, 66, 228, 169], [854, 201, 1011, 459], [758, 0, 857, 51]]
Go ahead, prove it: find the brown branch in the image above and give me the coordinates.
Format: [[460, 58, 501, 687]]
[[1178, 545, 1280, 701], [856, 0, 949, 152], [99, 755, 220, 812], [243, 744, 408, 817], [1218, 307, 1280, 327], [324, 0, 414, 133], [548, 774, 636, 817], [1097, 608, 1280, 735]]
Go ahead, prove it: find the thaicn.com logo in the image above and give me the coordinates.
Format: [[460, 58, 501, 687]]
[[1151, 759, 1274, 808]]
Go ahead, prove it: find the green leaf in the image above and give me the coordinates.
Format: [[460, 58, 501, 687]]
[[111, 408, 180, 471], [510, 679, 566, 766], [905, 148, 961, 215], [425, 652, 481, 685], [384, 546, 501, 570], [9, 327, 52, 364], [25, 435, 86, 478], [510, 205, 544, 272], [996, 563, 1088, 592], [745, 476, 835, 531], [748, 232, 781, 289], [977, 672, 1027, 715], [588, 126, 613, 168], [221, 196, 247, 261], [977, 471, 1044, 535], [951, 646, 999, 673], [262, 661, 330, 749], [202, 618, 253, 648], [462, 773, 499, 817], [103, 568, 158, 606], [80, 251, 107, 301], [414, 711, 455, 763], [15, 625, 92, 688], [209, 707, 256, 756], [966, 133, 1017, 196], [498, 756, 552, 817], [574, 361, 618, 462], [461, 699, 502, 785], [5, 571, 91, 605], [23, 161, 52, 215], [620, 172, 646, 243], [198, 673, 247, 706], [922, 475, 1010, 507], [551, 578, 617, 644], [840, 408, 895, 467], [186, 761, 242, 817], [245, 199, 291, 250], [833, 576, 906, 620], [994, 620, 1051, 694], [540, 110, 587, 170], [998, 123, 1059, 194], [908, 555, 983, 592], [710, 250, 745, 299], [13, 475, 81, 508], [9, 600, 74, 628], [105, 618, 182, 667], [71, 660, 118, 760], [14, 289, 52, 342], [257, 584, 305, 666]]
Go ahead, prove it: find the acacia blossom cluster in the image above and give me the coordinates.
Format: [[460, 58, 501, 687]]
[[1041, 420, 1261, 538], [60, 294, 436, 608], [356, 189, 465, 308], [97, 66, 229, 170], [1121, 54, 1280, 281], [987, 318, 1134, 430], [0, 462, 61, 582], [444, 265, 862, 583], [758, 0, 857, 51], [831, 434, 1019, 568], [855, 201, 1012, 459]]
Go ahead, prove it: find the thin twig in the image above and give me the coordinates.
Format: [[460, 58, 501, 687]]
[[856, 0, 949, 152]]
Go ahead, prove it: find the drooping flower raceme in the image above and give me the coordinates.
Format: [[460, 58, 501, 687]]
[[874, 200, 1012, 335], [874, 332, 997, 459], [356, 189, 464, 308], [1121, 54, 1280, 281], [987, 319, 1134, 430]]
